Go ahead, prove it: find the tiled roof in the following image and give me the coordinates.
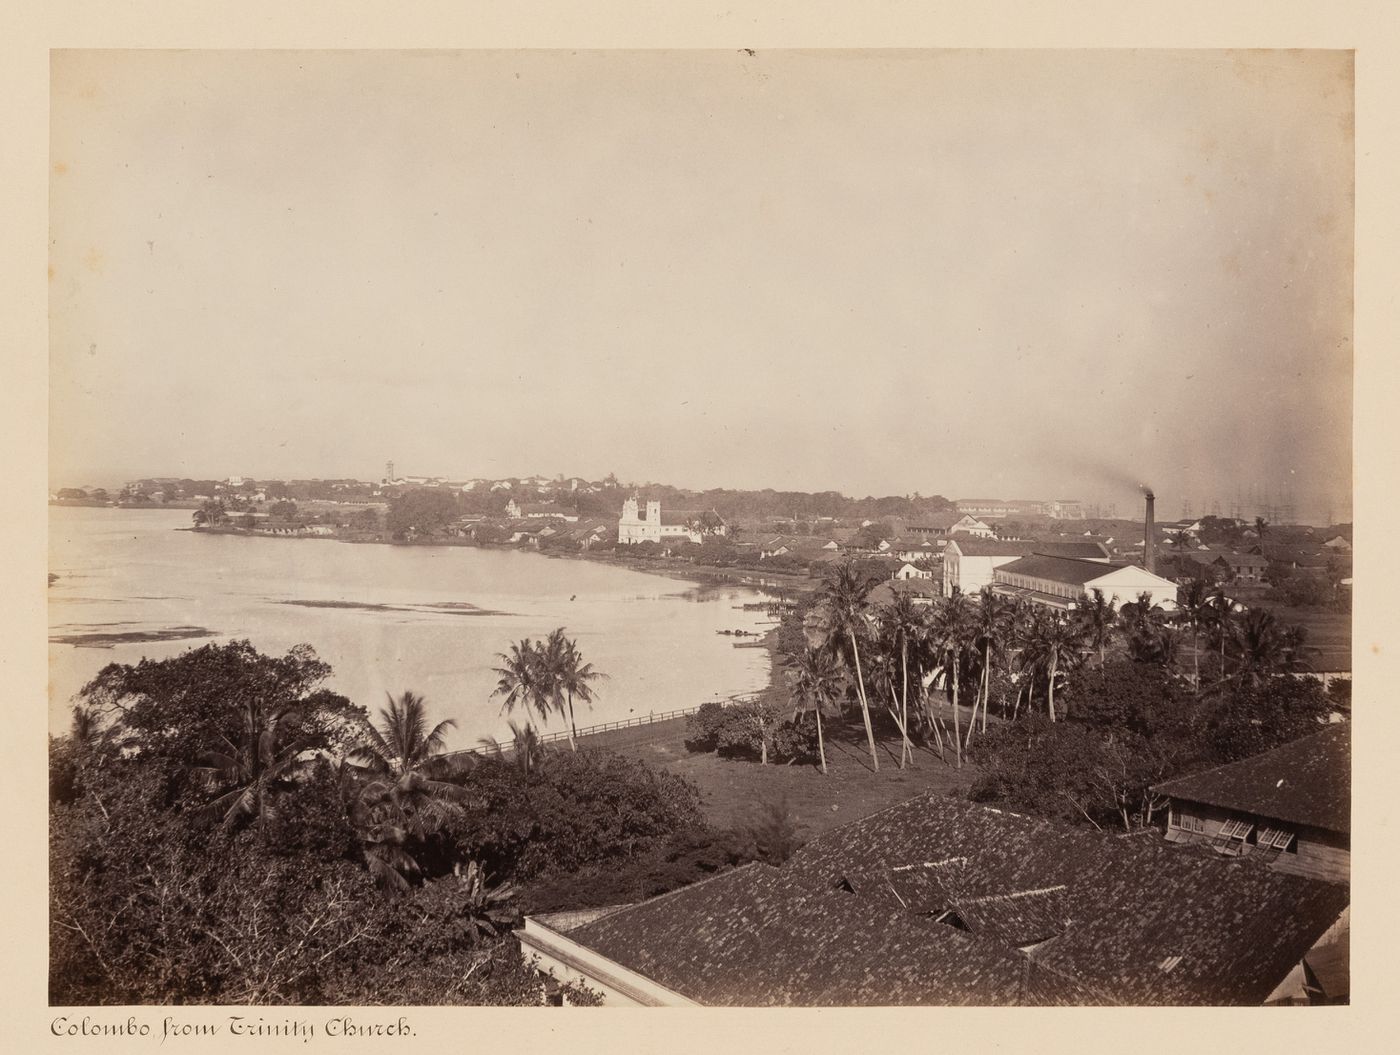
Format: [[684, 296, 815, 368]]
[[1183, 549, 1269, 568], [1034, 541, 1112, 560], [994, 554, 1121, 586], [1152, 725, 1350, 834], [566, 862, 1103, 1006], [784, 796, 1348, 1005], [868, 579, 941, 607], [558, 795, 1346, 1005], [947, 539, 1036, 558]]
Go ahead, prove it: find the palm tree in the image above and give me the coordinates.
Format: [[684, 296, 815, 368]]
[[350, 691, 467, 891], [478, 720, 550, 775], [929, 590, 975, 767], [877, 593, 924, 767], [1229, 608, 1306, 687], [967, 587, 1012, 746], [1074, 588, 1117, 666], [70, 704, 103, 748], [817, 561, 881, 772], [1176, 578, 1211, 691], [491, 639, 552, 727], [191, 701, 312, 830], [352, 690, 458, 783], [1023, 607, 1087, 722], [1118, 592, 1176, 666], [545, 628, 606, 751], [1205, 584, 1237, 676], [786, 646, 845, 775]]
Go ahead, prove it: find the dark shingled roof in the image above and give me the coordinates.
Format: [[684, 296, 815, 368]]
[[1152, 725, 1350, 834], [566, 862, 1104, 1006], [557, 795, 1347, 1006], [783, 796, 1348, 1005], [1034, 541, 1112, 560], [947, 539, 1036, 557], [994, 553, 1123, 586]]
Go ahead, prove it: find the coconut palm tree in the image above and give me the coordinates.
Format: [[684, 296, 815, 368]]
[[478, 720, 551, 775], [786, 646, 845, 775], [929, 590, 976, 767], [190, 701, 313, 830], [353, 690, 456, 774], [1176, 578, 1211, 691], [1229, 608, 1307, 687], [1023, 607, 1087, 722], [1205, 584, 1238, 676], [817, 561, 881, 772], [876, 593, 924, 767], [1074, 588, 1117, 666], [491, 639, 553, 727], [350, 692, 468, 891], [544, 628, 606, 751], [965, 588, 1012, 746]]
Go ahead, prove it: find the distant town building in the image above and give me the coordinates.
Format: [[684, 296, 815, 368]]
[[896, 513, 995, 539], [506, 499, 580, 521], [992, 554, 1178, 610], [1181, 550, 1269, 585], [894, 562, 933, 581], [955, 498, 1087, 520], [617, 498, 726, 545], [866, 578, 940, 607]]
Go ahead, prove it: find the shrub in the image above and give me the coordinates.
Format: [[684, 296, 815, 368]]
[[446, 750, 708, 882], [684, 701, 729, 752], [731, 795, 806, 865]]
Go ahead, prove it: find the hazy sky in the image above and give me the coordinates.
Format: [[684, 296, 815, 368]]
[[49, 49, 1353, 520]]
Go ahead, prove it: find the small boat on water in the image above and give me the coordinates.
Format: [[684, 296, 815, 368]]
[[732, 641, 768, 648]]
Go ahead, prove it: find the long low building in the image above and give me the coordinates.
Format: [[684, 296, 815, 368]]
[[944, 538, 1111, 597], [517, 795, 1348, 1005], [992, 553, 1178, 610]]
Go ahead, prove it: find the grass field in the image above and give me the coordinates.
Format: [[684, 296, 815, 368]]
[[580, 710, 981, 841], [1257, 604, 1353, 670]]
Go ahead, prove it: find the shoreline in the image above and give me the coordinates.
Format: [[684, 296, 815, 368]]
[[56, 509, 794, 708]]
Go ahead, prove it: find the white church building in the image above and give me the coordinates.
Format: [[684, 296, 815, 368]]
[[617, 498, 726, 546]]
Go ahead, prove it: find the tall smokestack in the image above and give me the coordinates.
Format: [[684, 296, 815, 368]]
[[1144, 490, 1156, 574]]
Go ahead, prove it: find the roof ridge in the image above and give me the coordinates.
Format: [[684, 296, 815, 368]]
[[957, 884, 1068, 907]]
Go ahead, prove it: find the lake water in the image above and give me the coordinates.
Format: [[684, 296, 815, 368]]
[[48, 506, 773, 747]]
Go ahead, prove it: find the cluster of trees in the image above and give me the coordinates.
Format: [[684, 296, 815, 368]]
[[54, 487, 110, 502], [386, 488, 463, 538], [684, 699, 819, 765], [967, 661, 1339, 832], [48, 639, 765, 1006], [757, 562, 1327, 786], [490, 629, 605, 751]]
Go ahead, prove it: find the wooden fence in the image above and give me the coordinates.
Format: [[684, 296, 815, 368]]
[[444, 692, 764, 758]]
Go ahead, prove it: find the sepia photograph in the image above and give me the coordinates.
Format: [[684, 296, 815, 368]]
[[45, 45, 1355, 1013]]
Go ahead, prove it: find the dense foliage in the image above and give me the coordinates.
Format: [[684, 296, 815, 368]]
[[684, 700, 820, 765], [967, 660, 1334, 831], [48, 640, 711, 1006]]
